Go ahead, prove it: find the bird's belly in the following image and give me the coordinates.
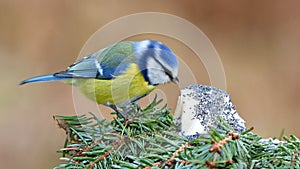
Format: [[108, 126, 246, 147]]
[[75, 64, 155, 106]]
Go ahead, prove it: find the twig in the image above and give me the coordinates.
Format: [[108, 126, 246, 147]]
[[87, 137, 124, 169], [53, 116, 71, 142], [144, 142, 190, 169], [209, 131, 240, 154]]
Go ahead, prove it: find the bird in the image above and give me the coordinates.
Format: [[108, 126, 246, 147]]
[[20, 40, 179, 117]]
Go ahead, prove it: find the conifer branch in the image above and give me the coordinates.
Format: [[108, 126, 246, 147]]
[[53, 98, 300, 169]]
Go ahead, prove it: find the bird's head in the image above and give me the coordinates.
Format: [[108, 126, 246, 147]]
[[134, 40, 179, 86]]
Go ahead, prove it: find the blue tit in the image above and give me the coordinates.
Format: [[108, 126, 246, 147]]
[[20, 40, 179, 116]]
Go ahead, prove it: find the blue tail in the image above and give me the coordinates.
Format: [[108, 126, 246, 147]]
[[19, 74, 69, 85]]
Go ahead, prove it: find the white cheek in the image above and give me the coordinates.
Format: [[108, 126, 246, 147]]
[[147, 57, 169, 84], [153, 49, 176, 75], [146, 57, 161, 70]]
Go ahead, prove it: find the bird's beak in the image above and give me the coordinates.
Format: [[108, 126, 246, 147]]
[[172, 77, 179, 84]]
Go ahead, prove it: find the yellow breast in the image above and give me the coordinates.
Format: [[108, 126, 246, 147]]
[[73, 63, 155, 106]]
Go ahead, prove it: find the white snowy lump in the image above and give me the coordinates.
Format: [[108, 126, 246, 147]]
[[174, 84, 246, 139]]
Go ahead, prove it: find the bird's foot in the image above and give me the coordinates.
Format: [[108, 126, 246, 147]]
[[106, 104, 127, 119], [107, 103, 142, 125], [106, 103, 140, 119]]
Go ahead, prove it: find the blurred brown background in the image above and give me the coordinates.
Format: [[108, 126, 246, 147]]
[[1, 1, 300, 168]]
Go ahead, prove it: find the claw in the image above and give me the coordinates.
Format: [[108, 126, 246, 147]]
[[106, 104, 126, 119], [105, 103, 141, 119]]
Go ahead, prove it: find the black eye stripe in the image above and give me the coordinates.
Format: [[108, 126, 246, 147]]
[[165, 71, 173, 80], [152, 56, 173, 79]]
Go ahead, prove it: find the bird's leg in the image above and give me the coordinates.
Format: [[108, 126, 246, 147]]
[[129, 94, 146, 111], [106, 104, 137, 125], [120, 103, 138, 117], [106, 104, 127, 119], [123, 102, 143, 121], [105, 103, 142, 123], [120, 103, 142, 125], [130, 102, 141, 112]]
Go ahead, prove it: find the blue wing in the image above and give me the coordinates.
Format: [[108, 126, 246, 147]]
[[55, 42, 135, 79], [54, 53, 131, 79], [20, 41, 135, 85]]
